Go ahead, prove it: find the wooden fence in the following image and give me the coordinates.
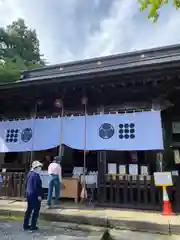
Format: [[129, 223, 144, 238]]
[[0, 172, 26, 200], [0, 172, 180, 213], [97, 174, 180, 212]]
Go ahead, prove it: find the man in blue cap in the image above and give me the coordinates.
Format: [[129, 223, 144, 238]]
[[23, 160, 43, 231]]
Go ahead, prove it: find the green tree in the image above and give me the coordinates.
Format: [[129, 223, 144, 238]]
[[138, 0, 180, 22], [0, 18, 45, 84]]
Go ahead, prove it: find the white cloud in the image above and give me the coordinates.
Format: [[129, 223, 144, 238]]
[[85, 0, 180, 58], [0, 0, 180, 64], [84, 0, 137, 58]]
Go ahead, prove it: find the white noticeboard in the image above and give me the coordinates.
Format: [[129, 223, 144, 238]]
[[108, 163, 117, 174], [39, 171, 50, 188], [154, 172, 173, 187], [140, 166, 148, 176], [73, 167, 84, 176], [129, 164, 138, 175], [119, 165, 126, 175], [173, 150, 180, 164]]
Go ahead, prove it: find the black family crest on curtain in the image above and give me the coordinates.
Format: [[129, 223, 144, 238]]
[[5, 129, 19, 143], [5, 128, 32, 143], [21, 128, 33, 142], [99, 123, 115, 139], [119, 123, 136, 139], [99, 122, 136, 140]]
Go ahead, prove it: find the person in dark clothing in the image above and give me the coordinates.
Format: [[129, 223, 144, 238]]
[[42, 155, 51, 170], [23, 160, 43, 231]]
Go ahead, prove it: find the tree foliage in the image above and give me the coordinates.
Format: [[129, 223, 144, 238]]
[[138, 0, 180, 22], [0, 18, 45, 84]]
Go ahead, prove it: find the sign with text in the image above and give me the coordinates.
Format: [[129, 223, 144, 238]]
[[154, 172, 173, 187]]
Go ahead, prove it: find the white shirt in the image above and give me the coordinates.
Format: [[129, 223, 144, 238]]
[[48, 162, 62, 182]]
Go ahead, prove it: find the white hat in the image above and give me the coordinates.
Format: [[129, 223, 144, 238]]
[[31, 160, 42, 169]]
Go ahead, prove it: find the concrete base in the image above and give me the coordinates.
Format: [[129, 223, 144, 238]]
[[0, 208, 174, 236], [0, 201, 179, 236]]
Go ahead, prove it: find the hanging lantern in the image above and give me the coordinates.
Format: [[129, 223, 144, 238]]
[[55, 98, 63, 108]]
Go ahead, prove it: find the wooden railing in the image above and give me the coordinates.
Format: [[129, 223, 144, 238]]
[[0, 172, 26, 200], [97, 174, 180, 212], [0, 172, 180, 213]]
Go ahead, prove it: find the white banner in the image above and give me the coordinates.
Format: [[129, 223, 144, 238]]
[[0, 111, 163, 152]]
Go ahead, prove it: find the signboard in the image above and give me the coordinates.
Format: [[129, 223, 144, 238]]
[[173, 150, 180, 164], [39, 171, 50, 188], [108, 163, 117, 174], [119, 165, 126, 175], [154, 172, 173, 187], [172, 122, 180, 134], [129, 164, 138, 175], [73, 167, 84, 176], [140, 166, 148, 176]]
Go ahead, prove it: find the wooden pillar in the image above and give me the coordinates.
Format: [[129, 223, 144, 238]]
[[97, 151, 107, 179], [161, 110, 174, 170]]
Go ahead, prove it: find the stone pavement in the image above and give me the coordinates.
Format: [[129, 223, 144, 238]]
[[109, 229, 180, 240], [0, 219, 179, 240], [0, 219, 105, 239], [0, 200, 179, 235]]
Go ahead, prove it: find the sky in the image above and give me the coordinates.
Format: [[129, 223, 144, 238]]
[[0, 0, 180, 64]]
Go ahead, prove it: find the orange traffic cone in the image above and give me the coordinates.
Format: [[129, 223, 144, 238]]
[[162, 186, 174, 216]]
